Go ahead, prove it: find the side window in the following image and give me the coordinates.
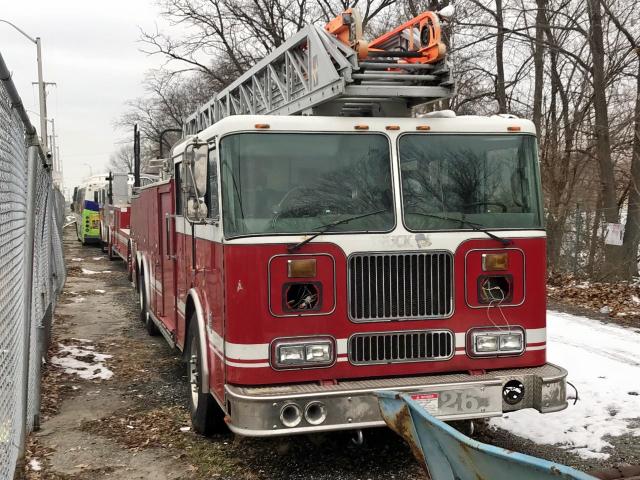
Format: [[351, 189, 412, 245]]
[[175, 161, 183, 215], [94, 190, 99, 203], [206, 146, 219, 218]]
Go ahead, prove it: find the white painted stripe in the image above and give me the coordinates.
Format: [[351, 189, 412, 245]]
[[337, 357, 349, 362], [176, 299, 186, 314], [225, 341, 269, 360], [526, 345, 546, 351], [201, 327, 546, 362], [225, 360, 270, 368], [526, 328, 546, 344]]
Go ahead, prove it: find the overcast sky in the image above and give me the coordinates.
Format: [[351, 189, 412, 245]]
[[0, 1, 168, 193]]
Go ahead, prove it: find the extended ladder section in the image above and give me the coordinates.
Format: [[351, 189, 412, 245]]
[[183, 9, 454, 135]]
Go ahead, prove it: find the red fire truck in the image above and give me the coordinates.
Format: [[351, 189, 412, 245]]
[[129, 9, 567, 437]]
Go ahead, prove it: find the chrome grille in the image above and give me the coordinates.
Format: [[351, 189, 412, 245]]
[[348, 252, 453, 321], [349, 330, 454, 365]]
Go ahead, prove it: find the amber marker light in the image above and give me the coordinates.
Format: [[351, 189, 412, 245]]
[[255, 123, 270, 129], [288, 259, 317, 278], [416, 125, 431, 131], [354, 124, 369, 130], [385, 125, 400, 131], [507, 126, 521, 132], [482, 253, 509, 271]]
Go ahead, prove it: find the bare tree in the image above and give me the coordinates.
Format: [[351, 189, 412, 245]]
[[109, 144, 135, 173]]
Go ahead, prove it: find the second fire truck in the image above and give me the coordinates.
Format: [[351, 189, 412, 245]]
[[129, 8, 567, 437]]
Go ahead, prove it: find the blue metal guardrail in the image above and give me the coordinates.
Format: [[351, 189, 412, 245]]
[[376, 391, 596, 480]]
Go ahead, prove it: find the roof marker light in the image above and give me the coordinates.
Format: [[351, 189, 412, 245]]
[[354, 124, 369, 130], [255, 123, 270, 129], [385, 125, 400, 131], [507, 126, 521, 132], [416, 125, 431, 131]]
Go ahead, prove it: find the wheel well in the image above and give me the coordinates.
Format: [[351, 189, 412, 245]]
[[185, 296, 196, 339]]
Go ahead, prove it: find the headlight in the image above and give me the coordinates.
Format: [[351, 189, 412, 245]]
[[499, 333, 523, 352], [279, 345, 305, 363], [272, 337, 334, 369], [470, 328, 524, 356], [475, 334, 499, 352], [305, 344, 331, 363]]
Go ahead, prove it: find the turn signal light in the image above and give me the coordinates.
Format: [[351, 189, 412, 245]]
[[482, 253, 508, 271], [288, 259, 317, 278]]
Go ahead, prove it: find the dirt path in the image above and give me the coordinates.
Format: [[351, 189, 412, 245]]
[[24, 227, 425, 480]]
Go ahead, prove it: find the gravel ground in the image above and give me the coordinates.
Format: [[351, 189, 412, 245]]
[[23, 226, 638, 479]]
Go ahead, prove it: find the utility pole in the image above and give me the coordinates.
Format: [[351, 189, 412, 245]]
[[36, 37, 47, 154], [0, 20, 49, 153]]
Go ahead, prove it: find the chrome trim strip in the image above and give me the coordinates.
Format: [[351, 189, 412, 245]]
[[226, 420, 388, 437], [225, 378, 503, 401], [147, 309, 175, 349]]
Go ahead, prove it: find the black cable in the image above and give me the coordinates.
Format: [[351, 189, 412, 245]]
[[567, 381, 579, 405]]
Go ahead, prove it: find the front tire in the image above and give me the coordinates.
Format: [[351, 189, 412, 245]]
[[187, 317, 226, 435]]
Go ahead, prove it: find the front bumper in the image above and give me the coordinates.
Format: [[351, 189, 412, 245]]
[[224, 363, 567, 437]]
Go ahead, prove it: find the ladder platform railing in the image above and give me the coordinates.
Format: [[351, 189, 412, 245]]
[[183, 17, 453, 136]]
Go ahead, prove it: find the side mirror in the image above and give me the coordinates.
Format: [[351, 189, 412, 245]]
[[184, 142, 209, 223], [192, 144, 208, 195]]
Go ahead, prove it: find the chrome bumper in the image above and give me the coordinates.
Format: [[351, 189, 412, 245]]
[[224, 363, 567, 437]]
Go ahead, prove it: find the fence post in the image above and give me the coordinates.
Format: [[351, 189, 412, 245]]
[[16, 140, 40, 465]]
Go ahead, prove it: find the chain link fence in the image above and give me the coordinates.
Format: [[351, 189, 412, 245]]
[[0, 52, 65, 480]]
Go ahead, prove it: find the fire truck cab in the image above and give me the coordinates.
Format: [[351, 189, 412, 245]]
[[130, 113, 567, 437]]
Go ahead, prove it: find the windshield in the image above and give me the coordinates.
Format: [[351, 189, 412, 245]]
[[399, 134, 542, 230], [220, 133, 394, 237]]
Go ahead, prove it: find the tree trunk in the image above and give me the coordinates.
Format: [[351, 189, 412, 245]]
[[586, 0, 621, 277], [495, 0, 507, 113], [621, 58, 640, 277], [532, 0, 545, 132], [587, 195, 603, 277]]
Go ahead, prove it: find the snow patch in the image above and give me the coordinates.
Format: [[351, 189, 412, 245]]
[[95, 289, 106, 294], [81, 268, 112, 275], [51, 343, 113, 380], [29, 459, 41, 471], [71, 257, 83, 262], [490, 310, 640, 459], [92, 256, 105, 261]]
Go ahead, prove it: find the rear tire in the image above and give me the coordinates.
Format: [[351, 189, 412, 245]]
[[138, 272, 159, 336], [187, 317, 226, 435]]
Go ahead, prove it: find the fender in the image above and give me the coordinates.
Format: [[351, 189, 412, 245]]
[[187, 287, 210, 394]]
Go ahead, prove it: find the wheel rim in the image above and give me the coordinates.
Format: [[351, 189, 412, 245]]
[[189, 335, 200, 410]]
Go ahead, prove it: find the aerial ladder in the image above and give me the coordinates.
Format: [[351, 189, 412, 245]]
[[183, 7, 455, 136]]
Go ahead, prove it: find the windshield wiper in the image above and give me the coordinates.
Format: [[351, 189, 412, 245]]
[[408, 211, 512, 246], [287, 209, 387, 253]]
